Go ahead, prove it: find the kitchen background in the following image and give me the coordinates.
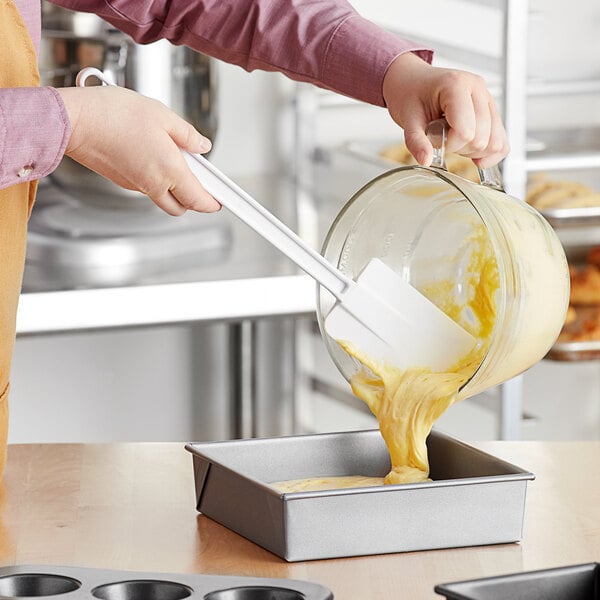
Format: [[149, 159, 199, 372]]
[[9, 0, 600, 443]]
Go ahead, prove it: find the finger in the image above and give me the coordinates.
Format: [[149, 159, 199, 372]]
[[453, 93, 494, 159], [442, 88, 477, 154], [473, 101, 510, 169], [465, 91, 492, 157], [150, 189, 188, 217], [168, 151, 221, 213], [170, 177, 221, 213]]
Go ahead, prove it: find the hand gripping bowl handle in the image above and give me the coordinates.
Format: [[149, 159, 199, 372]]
[[426, 118, 505, 191]]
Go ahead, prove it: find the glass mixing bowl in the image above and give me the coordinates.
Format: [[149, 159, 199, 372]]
[[317, 125, 569, 399]]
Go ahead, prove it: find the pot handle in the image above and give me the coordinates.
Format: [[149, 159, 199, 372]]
[[426, 118, 505, 192]]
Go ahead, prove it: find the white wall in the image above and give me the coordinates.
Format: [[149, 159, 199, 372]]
[[208, 64, 285, 178]]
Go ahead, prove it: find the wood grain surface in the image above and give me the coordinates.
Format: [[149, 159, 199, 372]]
[[0, 441, 597, 599]]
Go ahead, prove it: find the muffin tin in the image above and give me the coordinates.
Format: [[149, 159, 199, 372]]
[[435, 562, 600, 600], [186, 429, 534, 562], [0, 565, 333, 600]]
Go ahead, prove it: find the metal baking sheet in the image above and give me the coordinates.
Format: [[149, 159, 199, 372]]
[[435, 562, 599, 600], [340, 135, 552, 172], [0, 564, 332, 600], [186, 429, 535, 562], [547, 339, 600, 361], [340, 140, 399, 170], [547, 304, 600, 361], [339, 135, 600, 228], [539, 206, 600, 228]]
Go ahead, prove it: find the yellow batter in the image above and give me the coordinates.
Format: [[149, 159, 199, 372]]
[[273, 475, 386, 492], [272, 225, 499, 493]]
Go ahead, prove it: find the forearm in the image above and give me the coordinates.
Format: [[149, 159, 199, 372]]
[[47, 0, 432, 106], [0, 87, 70, 189]]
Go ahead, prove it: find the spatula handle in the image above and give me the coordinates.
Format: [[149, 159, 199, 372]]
[[75, 67, 352, 299], [183, 151, 352, 298]]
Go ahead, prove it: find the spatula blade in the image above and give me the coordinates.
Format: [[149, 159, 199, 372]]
[[324, 258, 477, 371]]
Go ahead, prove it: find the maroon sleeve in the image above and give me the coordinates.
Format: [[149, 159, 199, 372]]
[[49, 0, 432, 106]]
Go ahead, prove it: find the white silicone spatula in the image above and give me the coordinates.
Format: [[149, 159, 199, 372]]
[[77, 67, 476, 371], [180, 152, 476, 371]]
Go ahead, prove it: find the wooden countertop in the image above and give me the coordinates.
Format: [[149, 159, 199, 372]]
[[0, 441, 598, 599]]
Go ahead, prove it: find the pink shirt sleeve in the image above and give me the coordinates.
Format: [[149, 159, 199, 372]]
[[1, 0, 433, 190], [0, 86, 71, 189]]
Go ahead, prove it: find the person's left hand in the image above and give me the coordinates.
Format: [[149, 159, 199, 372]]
[[382, 52, 509, 169]]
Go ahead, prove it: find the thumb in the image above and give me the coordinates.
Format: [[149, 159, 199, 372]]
[[400, 109, 434, 166], [403, 125, 434, 167]]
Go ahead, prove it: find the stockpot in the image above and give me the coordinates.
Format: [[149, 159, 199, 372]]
[[317, 121, 570, 399], [39, 1, 217, 208]]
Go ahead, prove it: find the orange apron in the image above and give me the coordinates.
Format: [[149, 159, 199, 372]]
[[0, 0, 41, 476]]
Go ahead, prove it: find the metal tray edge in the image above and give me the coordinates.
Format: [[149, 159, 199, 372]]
[[433, 562, 599, 600], [185, 429, 535, 500]]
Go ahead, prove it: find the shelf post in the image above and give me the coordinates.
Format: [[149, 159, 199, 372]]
[[501, 0, 529, 200]]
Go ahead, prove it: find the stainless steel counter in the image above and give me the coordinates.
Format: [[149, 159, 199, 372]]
[[17, 175, 317, 336]]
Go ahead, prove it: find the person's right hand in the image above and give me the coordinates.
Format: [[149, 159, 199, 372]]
[[382, 52, 509, 170], [56, 85, 220, 216]]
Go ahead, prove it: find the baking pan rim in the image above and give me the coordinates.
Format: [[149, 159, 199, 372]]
[[185, 428, 535, 500]]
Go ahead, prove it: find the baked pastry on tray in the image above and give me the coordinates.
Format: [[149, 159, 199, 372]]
[[379, 143, 480, 182], [526, 173, 600, 210], [559, 252, 600, 343], [569, 264, 600, 306]]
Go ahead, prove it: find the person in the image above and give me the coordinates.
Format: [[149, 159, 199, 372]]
[[0, 0, 509, 475]]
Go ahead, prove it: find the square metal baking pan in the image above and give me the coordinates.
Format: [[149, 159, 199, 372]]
[[435, 562, 599, 599], [185, 429, 534, 562]]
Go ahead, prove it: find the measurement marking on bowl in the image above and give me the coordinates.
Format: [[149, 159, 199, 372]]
[[381, 232, 395, 258], [339, 233, 356, 272]]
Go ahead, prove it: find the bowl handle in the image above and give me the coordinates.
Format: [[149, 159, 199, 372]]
[[426, 118, 505, 192], [477, 163, 505, 192]]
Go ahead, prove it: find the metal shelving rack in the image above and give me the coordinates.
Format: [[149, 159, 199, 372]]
[[290, 0, 600, 440]]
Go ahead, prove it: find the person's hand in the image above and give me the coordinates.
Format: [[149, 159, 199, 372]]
[[382, 52, 509, 169], [56, 85, 220, 216]]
